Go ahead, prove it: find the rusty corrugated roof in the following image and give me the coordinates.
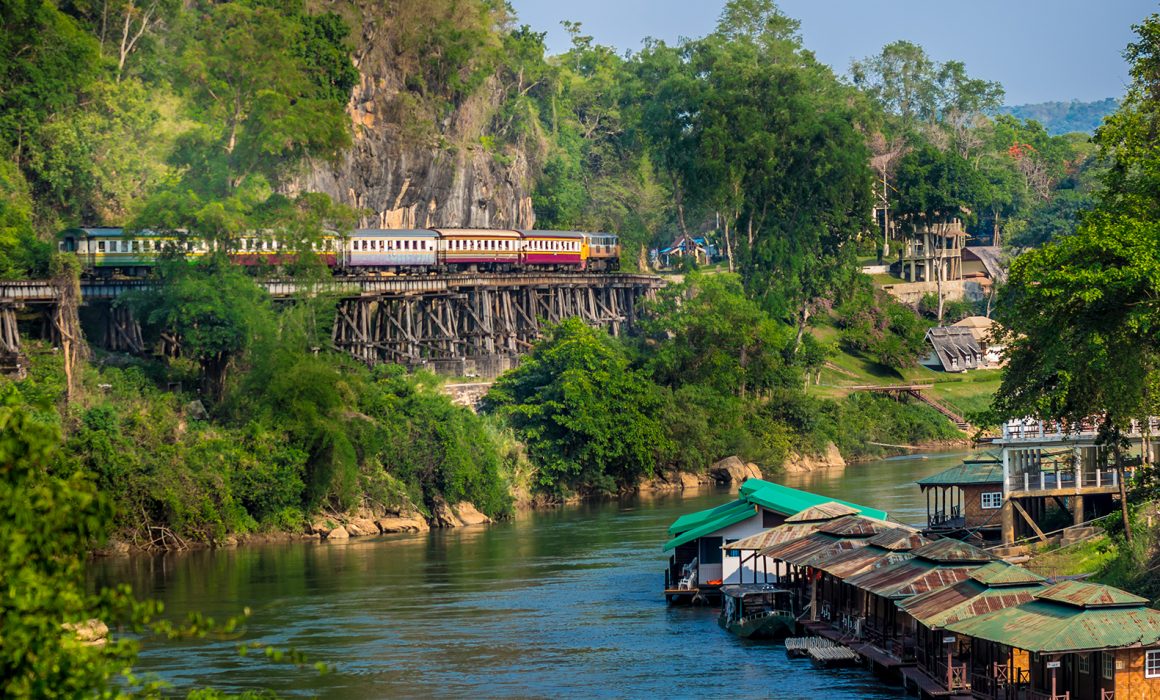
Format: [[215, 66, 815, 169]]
[[945, 596, 1160, 653], [867, 528, 928, 551], [898, 578, 1044, 628], [1034, 580, 1149, 608], [968, 562, 1046, 587], [815, 545, 914, 579], [723, 522, 821, 551], [816, 515, 895, 537], [785, 501, 860, 523], [759, 532, 867, 567], [845, 557, 981, 598], [911, 538, 994, 564]]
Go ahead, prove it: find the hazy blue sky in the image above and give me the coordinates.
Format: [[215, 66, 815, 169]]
[[507, 0, 1156, 105]]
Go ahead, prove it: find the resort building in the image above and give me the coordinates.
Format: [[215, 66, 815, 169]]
[[893, 220, 966, 284], [662, 480, 886, 602], [993, 419, 1158, 544], [895, 561, 1045, 695], [840, 539, 995, 664], [946, 580, 1160, 699], [917, 453, 1005, 540]]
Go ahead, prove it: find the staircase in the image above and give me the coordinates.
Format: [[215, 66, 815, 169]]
[[910, 390, 971, 432], [847, 384, 971, 432]]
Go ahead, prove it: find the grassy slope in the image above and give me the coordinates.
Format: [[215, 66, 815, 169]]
[[807, 314, 1000, 423]]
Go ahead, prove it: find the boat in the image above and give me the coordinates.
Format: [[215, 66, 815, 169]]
[[717, 584, 795, 639]]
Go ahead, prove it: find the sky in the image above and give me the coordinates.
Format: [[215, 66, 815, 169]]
[[507, 0, 1156, 105]]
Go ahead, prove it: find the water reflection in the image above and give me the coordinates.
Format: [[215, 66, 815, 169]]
[[92, 452, 970, 698]]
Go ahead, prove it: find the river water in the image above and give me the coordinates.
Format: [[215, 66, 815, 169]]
[[92, 450, 972, 699]]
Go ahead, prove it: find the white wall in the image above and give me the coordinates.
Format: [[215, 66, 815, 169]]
[[713, 512, 784, 585]]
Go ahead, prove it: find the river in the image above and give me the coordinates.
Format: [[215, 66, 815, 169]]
[[92, 450, 973, 699]]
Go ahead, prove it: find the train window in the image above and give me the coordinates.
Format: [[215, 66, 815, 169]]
[[98, 241, 106, 253]]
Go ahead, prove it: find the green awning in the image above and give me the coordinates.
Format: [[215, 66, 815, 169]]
[[665, 478, 888, 550], [668, 498, 751, 535], [662, 502, 758, 551]]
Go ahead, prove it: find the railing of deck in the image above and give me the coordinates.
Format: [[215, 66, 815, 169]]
[[933, 660, 969, 690], [1028, 691, 1069, 700], [1010, 468, 1119, 493], [1002, 417, 1160, 442], [1101, 690, 1114, 700], [929, 507, 965, 529]]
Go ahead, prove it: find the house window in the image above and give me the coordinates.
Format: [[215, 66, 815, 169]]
[[981, 492, 1003, 509], [1078, 654, 1089, 674], [1104, 652, 1115, 680], [1147, 650, 1160, 678], [725, 538, 739, 558], [699, 536, 723, 565]]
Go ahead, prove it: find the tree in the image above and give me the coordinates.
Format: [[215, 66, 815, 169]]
[[641, 273, 797, 398], [851, 40, 1003, 133], [483, 318, 670, 495], [134, 256, 273, 401], [993, 213, 1160, 540], [632, 1, 873, 344], [175, 1, 351, 193], [0, 390, 148, 695]]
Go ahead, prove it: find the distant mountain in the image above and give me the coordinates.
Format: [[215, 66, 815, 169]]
[[995, 98, 1120, 135]]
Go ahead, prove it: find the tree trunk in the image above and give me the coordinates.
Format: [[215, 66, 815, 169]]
[[936, 256, 945, 322], [792, 304, 810, 356], [1117, 444, 1133, 544], [723, 220, 735, 273]]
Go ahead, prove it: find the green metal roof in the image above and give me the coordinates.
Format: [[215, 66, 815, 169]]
[[911, 538, 995, 564], [668, 498, 751, 535], [662, 501, 757, 551], [897, 578, 1045, 628], [969, 562, 1047, 586], [944, 588, 1160, 653], [917, 458, 1004, 487], [1035, 580, 1148, 608], [663, 478, 887, 551], [744, 480, 888, 520]]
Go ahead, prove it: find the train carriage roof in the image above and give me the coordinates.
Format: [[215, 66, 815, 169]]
[[350, 229, 439, 238], [518, 230, 585, 240], [432, 228, 521, 238]]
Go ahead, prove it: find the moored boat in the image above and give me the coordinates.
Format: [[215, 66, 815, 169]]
[[717, 584, 795, 639]]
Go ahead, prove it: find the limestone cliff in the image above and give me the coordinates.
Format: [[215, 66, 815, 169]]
[[291, 3, 536, 229]]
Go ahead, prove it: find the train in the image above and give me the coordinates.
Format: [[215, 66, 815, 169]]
[[56, 227, 621, 277]]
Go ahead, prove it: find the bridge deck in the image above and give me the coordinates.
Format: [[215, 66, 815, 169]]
[[0, 273, 663, 303]]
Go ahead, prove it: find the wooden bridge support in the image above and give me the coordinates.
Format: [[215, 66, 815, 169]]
[[99, 304, 145, 355], [332, 278, 652, 367]]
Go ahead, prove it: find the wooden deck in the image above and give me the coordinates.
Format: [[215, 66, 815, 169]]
[[900, 666, 972, 698]]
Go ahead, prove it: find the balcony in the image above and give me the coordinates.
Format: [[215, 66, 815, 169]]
[[1000, 418, 1160, 443], [1009, 468, 1120, 495]]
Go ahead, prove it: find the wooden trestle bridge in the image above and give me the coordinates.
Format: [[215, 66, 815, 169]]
[[0, 273, 663, 377]]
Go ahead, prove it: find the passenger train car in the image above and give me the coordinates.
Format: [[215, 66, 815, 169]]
[[57, 227, 621, 277]]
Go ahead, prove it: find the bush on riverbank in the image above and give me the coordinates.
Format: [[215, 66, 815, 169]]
[[3, 337, 514, 545]]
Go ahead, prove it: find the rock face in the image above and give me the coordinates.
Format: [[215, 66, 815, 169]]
[[638, 470, 712, 491], [345, 517, 380, 537], [289, 5, 536, 230], [63, 619, 109, 647], [782, 442, 847, 474], [453, 501, 491, 526], [376, 514, 430, 534], [430, 498, 493, 528], [709, 456, 763, 485], [325, 525, 350, 540]]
